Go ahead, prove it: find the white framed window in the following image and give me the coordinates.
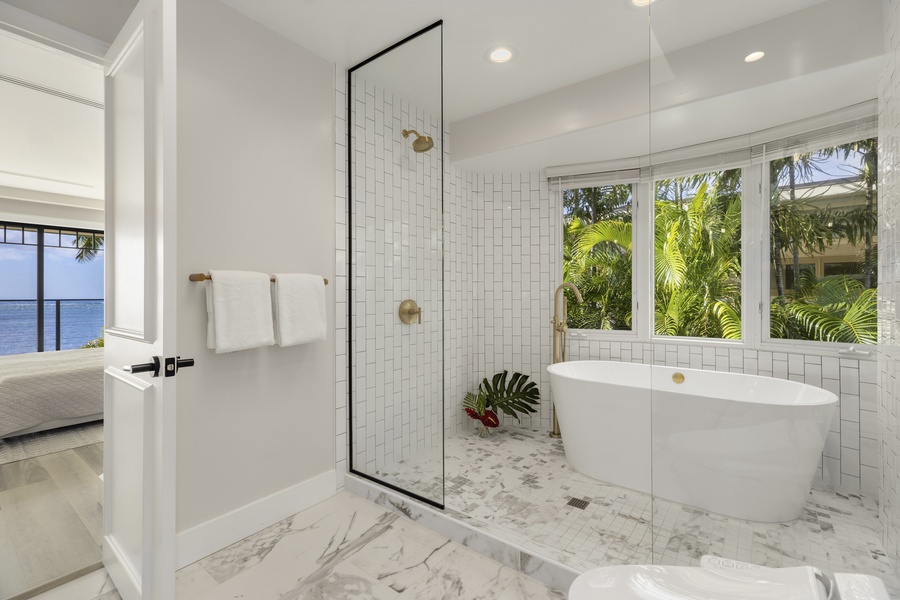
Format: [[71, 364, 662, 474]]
[[653, 167, 743, 340], [560, 181, 637, 333], [551, 105, 877, 352], [763, 137, 877, 346]]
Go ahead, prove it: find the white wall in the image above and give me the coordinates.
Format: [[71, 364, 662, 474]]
[[879, 0, 900, 575], [175, 0, 335, 550]]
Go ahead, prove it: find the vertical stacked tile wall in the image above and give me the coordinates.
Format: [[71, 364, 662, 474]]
[[879, 0, 900, 573], [349, 79, 443, 473], [444, 165, 478, 437], [476, 173, 557, 430]]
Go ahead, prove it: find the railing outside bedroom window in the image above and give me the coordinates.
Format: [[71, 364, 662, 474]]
[[0, 221, 104, 355]]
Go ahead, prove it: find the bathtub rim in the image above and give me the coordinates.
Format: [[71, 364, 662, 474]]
[[546, 360, 838, 408]]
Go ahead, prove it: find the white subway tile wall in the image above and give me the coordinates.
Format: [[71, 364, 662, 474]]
[[879, 0, 900, 575], [476, 173, 557, 430], [444, 164, 478, 437], [348, 79, 444, 474]]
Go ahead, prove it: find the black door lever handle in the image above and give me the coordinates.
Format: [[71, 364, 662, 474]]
[[164, 356, 196, 377], [124, 356, 161, 377]]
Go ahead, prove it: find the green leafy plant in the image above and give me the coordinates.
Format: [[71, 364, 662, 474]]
[[81, 328, 105, 348], [463, 371, 541, 431]]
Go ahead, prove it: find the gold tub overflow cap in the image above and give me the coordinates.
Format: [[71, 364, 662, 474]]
[[672, 372, 685, 384]]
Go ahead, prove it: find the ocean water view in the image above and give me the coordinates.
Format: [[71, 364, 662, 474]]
[[0, 300, 104, 356]]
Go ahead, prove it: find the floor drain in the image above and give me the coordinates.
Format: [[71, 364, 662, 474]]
[[567, 497, 589, 510]]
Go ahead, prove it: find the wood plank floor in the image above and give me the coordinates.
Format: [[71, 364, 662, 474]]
[[0, 443, 103, 600]]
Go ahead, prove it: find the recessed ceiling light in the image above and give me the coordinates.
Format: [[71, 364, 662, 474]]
[[487, 47, 514, 63], [631, 0, 657, 6], [744, 51, 765, 63]]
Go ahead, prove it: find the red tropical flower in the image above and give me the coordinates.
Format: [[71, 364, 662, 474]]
[[465, 407, 480, 420], [480, 410, 500, 428]]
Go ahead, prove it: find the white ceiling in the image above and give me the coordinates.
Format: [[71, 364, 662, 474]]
[[220, 0, 832, 122], [1, 0, 137, 44], [218, 0, 883, 172], [1, 0, 883, 174]]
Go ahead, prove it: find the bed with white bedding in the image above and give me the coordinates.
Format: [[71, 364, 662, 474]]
[[0, 348, 104, 439]]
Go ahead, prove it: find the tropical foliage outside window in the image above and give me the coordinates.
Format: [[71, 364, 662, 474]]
[[654, 169, 742, 339], [563, 185, 633, 330], [561, 135, 877, 345], [768, 138, 877, 344]]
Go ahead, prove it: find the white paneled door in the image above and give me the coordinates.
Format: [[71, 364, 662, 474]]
[[102, 1, 178, 598]]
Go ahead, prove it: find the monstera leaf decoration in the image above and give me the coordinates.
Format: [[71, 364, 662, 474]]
[[463, 370, 541, 426]]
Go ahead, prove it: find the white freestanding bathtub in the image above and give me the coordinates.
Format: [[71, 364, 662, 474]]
[[547, 360, 837, 522]]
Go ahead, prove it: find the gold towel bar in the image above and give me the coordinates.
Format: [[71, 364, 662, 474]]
[[189, 273, 328, 285]]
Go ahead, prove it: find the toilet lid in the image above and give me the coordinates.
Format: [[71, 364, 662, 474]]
[[569, 565, 822, 600]]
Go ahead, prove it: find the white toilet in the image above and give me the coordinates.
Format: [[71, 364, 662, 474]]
[[568, 556, 891, 600]]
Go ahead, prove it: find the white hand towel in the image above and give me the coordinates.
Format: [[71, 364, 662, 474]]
[[206, 270, 275, 353], [272, 273, 326, 346]]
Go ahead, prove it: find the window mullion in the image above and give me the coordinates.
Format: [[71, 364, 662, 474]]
[[635, 180, 653, 343], [742, 165, 763, 349], [36, 225, 44, 352]]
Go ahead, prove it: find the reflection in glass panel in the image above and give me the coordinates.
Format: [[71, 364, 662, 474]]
[[563, 185, 634, 330], [654, 169, 742, 339], [648, 0, 890, 591], [349, 24, 444, 507]]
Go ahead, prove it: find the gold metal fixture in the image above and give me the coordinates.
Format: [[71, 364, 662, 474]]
[[550, 282, 583, 438], [399, 299, 422, 324], [189, 273, 328, 285], [672, 372, 685, 384], [401, 129, 434, 153]]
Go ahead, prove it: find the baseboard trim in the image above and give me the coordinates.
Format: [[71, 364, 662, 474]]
[[176, 470, 336, 569]]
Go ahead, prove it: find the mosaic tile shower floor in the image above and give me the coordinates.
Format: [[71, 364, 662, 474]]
[[375, 426, 899, 594]]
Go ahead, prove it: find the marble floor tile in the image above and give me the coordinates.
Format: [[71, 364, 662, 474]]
[[180, 490, 563, 600], [376, 426, 900, 595]]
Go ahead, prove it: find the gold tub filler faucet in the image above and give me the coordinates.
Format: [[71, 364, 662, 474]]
[[550, 282, 583, 438]]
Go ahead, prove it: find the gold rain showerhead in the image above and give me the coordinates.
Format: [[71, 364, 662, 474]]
[[402, 129, 434, 153]]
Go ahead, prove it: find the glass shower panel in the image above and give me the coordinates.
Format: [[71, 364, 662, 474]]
[[348, 24, 444, 507], [648, 0, 887, 583]]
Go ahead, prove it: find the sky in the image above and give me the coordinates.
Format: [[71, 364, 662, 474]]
[[0, 244, 104, 300]]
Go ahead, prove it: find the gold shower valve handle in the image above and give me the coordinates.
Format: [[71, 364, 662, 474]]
[[399, 299, 422, 325]]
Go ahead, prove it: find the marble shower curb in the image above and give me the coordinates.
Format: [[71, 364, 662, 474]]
[[345, 473, 582, 594]]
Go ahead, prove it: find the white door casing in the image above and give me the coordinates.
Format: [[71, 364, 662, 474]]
[[102, 0, 177, 598]]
